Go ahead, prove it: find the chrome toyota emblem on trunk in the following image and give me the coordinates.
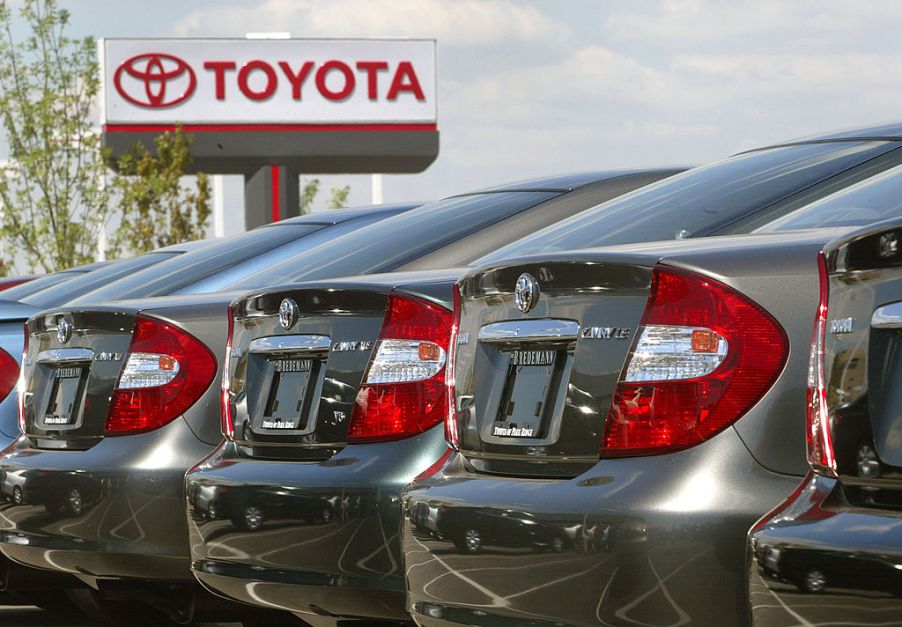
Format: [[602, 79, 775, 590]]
[[56, 318, 72, 344], [279, 298, 299, 330], [514, 273, 540, 313]]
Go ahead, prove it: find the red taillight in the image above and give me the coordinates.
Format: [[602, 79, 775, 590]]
[[16, 323, 27, 433], [807, 253, 836, 475], [602, 266, 788, 456], [221, 307, 235, 440], [0, 347, 18, 406], [348, 293, 453, 443], [105, 315, 216, 435]]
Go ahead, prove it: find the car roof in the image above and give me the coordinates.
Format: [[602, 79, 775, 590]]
[[753, 120, 902, 151], [61, 259, 113, 273], [270, 202, 424, 228], [153, 238, 220, 253], [463, 169, 688, 194]]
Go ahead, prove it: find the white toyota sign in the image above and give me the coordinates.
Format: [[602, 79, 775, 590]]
[[100, 38, 437, 127]]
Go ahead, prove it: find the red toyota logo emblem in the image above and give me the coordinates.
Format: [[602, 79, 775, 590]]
[[113, 53, 196, 108]]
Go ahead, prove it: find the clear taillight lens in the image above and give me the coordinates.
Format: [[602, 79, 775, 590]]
[[624, 325, 727, 381], [105, 315, 216, 435], [807, 253, 836, 476], [116, 352, 180, 388], [348, 293, 453, 443], [364, 339, 446, 383], [603, 266, 788, 456]]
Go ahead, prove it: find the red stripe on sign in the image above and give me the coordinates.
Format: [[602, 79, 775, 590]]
[[102, 123, 437, 133], [270, 165, 280, 223]]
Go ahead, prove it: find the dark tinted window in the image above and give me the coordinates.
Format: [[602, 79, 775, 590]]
[[2, 260, 112, 301], [174, 212, 396, 295], [72, 224, 322, 304], [21, 252, 178, 308], [228, 191, 560, 289], [759, 164, 902, 231], [3, 270, 89, 300], [475, 141, 899, 264]]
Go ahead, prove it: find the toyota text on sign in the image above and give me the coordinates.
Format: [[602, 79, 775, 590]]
[[101, 39, 436, 125]]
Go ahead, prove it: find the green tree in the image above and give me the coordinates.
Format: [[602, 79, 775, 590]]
[[110, 127, 211, 256], [298, 177, 351, 214], [299, 178, 320, 215], [328, 184, 350, 209], [0, 0, 111, 273]]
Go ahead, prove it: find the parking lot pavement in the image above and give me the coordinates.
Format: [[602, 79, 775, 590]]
[[0, 606, 92, 626], [748, 570, 902, 626], [0, 605, 246, 627]]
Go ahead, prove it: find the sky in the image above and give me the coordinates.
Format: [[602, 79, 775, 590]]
[[17, 0, 902, 234]]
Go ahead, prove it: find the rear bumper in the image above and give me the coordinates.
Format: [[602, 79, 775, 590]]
[[0, 418, 212, 583], [186, 426, 448, 621], [748, 472, 902, 625], [402, 427, 801, 627]]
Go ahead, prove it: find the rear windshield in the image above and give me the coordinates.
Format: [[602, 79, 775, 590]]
[[21, 251, 178, 308], [173, 212, 394, 295], [1, 270, 85, 300], [71, 224, 322, 304], [475, 141, 899, 264], [758, 163, 902, 232], [227, 191, 560, 290]]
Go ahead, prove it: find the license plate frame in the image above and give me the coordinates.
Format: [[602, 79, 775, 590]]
[[41, 365, 86, 427], [259, 357, 315, 431], [491, 349, 562, 439]]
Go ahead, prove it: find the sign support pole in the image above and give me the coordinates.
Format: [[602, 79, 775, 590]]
[[244, 165, 299, 229]]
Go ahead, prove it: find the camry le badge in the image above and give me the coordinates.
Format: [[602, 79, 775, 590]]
[[94, 352, 125, 361], [514, 273, 540, 313], [331, 340, 373, 352], [279, 298, 300, 330], [56, 318, 72, 344], [581, 326, 631, 340]]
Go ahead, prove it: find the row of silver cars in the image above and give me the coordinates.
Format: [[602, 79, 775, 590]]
[[0, 122, 901, 626]]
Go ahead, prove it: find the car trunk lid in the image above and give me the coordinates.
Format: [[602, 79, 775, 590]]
[[454, 259, 653, 478], [21, 292, 234, 449], [821, 223, 902, 487], [227, 271, 459, 461], [22, 308, 138, 448]]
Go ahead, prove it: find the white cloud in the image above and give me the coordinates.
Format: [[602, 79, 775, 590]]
[[604, 0, 901, 52], [162, 1, 902, 203], [174, 0, 568, 46], [420, 36, 902, 196], [673, 53, 902, 89]]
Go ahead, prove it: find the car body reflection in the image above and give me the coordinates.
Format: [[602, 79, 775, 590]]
[[406, 499, 646, 556]]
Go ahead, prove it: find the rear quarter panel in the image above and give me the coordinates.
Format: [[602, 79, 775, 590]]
[[660, 237, 825, 476], [140, 298, 233, 445]]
